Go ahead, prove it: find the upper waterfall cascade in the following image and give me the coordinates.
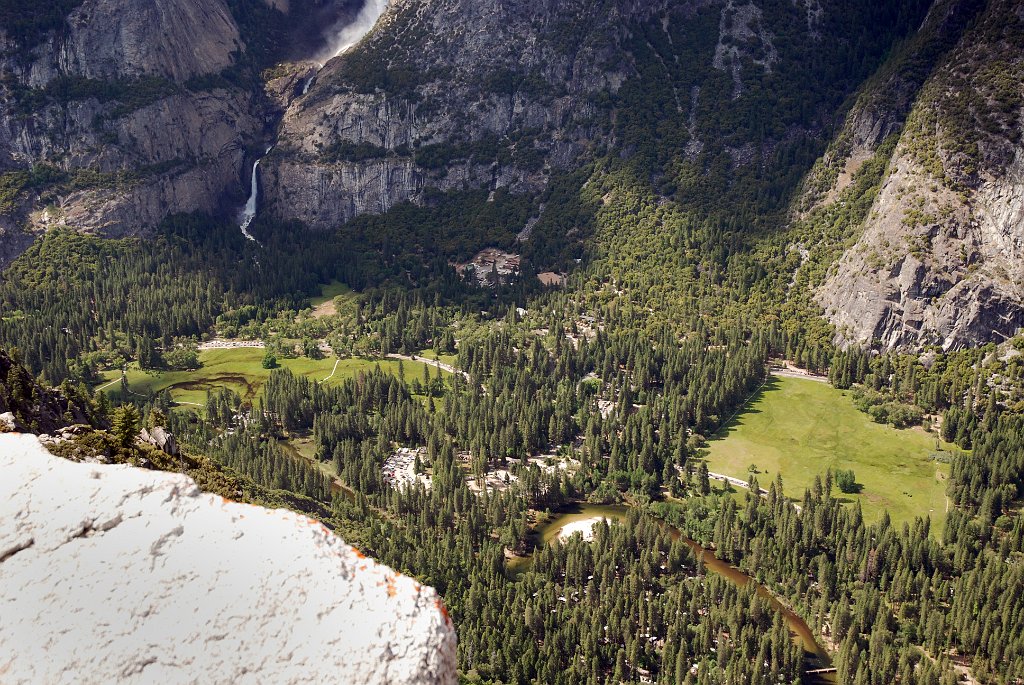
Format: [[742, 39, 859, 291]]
[[314, 0, 389, 64], [238, 0, 389, 237]]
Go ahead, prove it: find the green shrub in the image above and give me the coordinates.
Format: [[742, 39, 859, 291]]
[[835, 469, 860, 494]]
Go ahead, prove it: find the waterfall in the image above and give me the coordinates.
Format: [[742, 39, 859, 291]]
[[239, 146, 273, 242], [237, 1, 388, 237], [303, 1, 388, 95]]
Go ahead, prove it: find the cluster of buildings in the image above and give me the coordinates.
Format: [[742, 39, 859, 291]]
[[382, 447, 431, 489]]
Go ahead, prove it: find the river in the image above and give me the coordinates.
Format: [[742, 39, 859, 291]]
[[276, 438, 357, 502], [510, 504, 836, 684]]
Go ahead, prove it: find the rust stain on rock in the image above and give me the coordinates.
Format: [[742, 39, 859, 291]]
[[435, 599, 451, 625]]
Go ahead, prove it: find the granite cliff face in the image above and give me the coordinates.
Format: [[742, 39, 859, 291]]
[[0, 432, 458, 685], [0, 0, 261, 264], [815, 0, 1024, 350], [262, 0, 650, 227], [24, 1, 241, 82], [259, 0, 920, 234], [2, 0, 1022, 346], [264, 0, 821, 229]]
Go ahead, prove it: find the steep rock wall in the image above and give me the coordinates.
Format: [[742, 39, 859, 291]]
[[815, 0, 1024, 350], [30, 0, 242, 84], [0, 0, 260, 264], [262, 0, 669, 228]]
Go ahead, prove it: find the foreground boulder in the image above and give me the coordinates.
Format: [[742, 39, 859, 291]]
[[139, 426, 179, 456], [0, 433, 456, 684]]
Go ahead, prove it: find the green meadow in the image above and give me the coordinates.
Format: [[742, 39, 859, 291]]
[[704, 375, 953, 531], [309, 280, 353, 307], [95, 347, 449, 407]]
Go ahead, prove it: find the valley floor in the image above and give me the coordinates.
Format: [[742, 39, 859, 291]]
[[94, 347, 450, 407], [704, 375, 954, 530]]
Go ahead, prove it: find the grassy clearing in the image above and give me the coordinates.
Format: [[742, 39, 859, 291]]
[[279, 433, 332, 472], [95, 347, 450, 407], [414, 348, 459, 367], [704, 376, 953, 531], [308, 281, 355, 318], [310, 280, 353, 307]]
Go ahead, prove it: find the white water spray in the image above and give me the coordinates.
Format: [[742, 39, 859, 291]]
[[237, 1, 388, 235], [239, 146, 273, 242], [313, 0, 389, 65]]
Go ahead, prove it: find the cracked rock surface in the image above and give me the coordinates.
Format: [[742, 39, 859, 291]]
[[0, 433, 456, 685]]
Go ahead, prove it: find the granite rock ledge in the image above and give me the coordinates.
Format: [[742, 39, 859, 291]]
[[0, 433, 456, 685]]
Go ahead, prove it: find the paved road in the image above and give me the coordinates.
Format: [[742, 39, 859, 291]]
[[706, 470, 802, 512], [771, 368, 829, 384], [386, 353, 471, 382]]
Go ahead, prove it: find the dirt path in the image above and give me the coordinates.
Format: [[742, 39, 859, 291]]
[[310, 299, 337, 319], [321, 358, 340, 382], [713, 365, 830, 437], [771, 367, 829, 384], [95, 372, 148, 399], [97, 372, 202, 406], [94, 376, 123, 392], [712, 374, 771, 438], [708, 471, 766, 493], [706, 470, 802, 513]]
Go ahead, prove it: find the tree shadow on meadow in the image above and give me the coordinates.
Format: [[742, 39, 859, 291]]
[[708, 375, 780, 441]]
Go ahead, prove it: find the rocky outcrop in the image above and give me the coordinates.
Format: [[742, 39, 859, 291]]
[[816, 0, 1024, 350], [262, 0, 919, 235], [27, 0, 242, 84], [818, 146, 1024, 350], [0, 0, 261, 264], [0, 349, 92, 432], [139, 425, 178, 455], [262, 0, 669, 228], [0, 432, 457, 684], [798, 0, 987, 211], [712, 1, 778, 99]]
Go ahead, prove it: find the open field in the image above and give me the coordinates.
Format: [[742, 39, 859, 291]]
[[414, 348, 459, 368], [704, 376, 953, 531], [95, 347, 450, 407], [308, 281, 355, 318]]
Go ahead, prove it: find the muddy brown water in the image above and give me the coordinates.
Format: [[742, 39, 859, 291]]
[[175, 374, 258, 400], [510, 504, 836, 683]]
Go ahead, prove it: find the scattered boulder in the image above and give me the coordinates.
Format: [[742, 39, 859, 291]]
[[139, 426, 179, 456]]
